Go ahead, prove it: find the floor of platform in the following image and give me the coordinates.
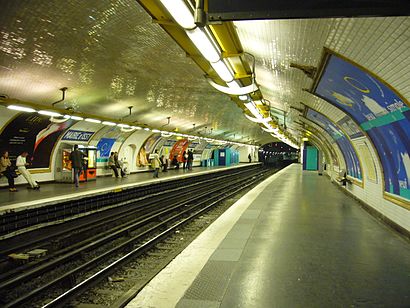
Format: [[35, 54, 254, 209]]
[[0, 164, 255, 209], [129, 164, 410, 308]]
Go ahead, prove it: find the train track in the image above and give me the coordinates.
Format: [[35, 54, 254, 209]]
[[0, 165, 279, 307]]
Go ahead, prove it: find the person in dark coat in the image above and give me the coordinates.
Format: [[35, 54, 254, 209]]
[[69, 145, 84, 187], [248, 153, 252, 163], [187, 150, 194, 170]]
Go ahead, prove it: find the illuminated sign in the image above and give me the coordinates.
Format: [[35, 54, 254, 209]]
[[306, 108, 362, 180], [314, 52, 410, 202], [62, 130, 94, 141]]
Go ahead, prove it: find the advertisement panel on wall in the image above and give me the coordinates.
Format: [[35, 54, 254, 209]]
[[169, 139, 189, 162], [306, 108, 362, 181], [96, 138, 116, 162], [137, 134, 162, 166], [0, 113, 73, 169], [314, 51, 410, 203]]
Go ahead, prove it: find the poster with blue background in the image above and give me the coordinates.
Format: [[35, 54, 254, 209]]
[[306, 108, 362, 181], [97, 138, 116, 162], [315, 52, 410, 202]]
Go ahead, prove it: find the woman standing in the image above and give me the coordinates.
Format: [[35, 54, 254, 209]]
[[151, 150, 161, 178], [0, 151, 17, 192]]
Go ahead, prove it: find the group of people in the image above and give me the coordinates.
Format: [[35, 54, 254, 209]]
[[150, 149, 194, 178], [0, 150, 40, 192], [108, 151, 127, 178]]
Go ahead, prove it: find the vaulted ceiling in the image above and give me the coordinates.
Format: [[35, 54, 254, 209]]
[[0, 1, 409, 145]]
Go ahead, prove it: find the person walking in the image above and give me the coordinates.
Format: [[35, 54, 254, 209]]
[[151, 150, 161, 178], [248, 153, 252, 163], [69, 145, 84, 187], [108, 152, 119, 178], [16, 151, 39, 189], [187, 150, 194, 170], [0, 151, 17, 192]]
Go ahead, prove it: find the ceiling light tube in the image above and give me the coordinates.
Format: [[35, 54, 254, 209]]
[[85, 118, 101, 123], [239, 95, 248, 101], [207, 78, 259, 95], [152, 129, 160, 133], [186, 27, 220, 63], [144, 127, 150, 131], [159, 0, 196, 29], [211, 60, 234, 82], [102, 121, 117, 126], [38, 110, 62, 117], [133, 126, 142, 130], [63, 115, 71, 119], [7, 105, 36, 113], [70, 115, 83, 121], [118, 123, 130, 128]]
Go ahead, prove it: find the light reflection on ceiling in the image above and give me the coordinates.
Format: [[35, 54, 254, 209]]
[[0, 0, 267, 143]]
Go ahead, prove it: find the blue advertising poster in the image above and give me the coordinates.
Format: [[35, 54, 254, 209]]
[[306, 108, 362, 180], [314, 53, 410, 201], [97, 138, 116, 161]]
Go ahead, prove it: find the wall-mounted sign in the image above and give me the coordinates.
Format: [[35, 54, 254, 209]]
[[97, 138, 116, 158], [62, 130, 94, 141], [0, 113, 73, 169], [314, 51, 410, 203], [306, 108, 362, 181], [169, 139, 189, 162]]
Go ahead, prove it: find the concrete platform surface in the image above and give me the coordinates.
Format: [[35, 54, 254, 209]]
[[127, 164, 410, 308]]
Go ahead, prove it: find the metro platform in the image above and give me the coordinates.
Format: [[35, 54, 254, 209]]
[[0, 163, 259, 213], [128, 164, 410, 308]]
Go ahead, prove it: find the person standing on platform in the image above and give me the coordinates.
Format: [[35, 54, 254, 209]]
[[16, 151, 40, 190], [108, 152, 119, 178], [171, 155, 179, 169], [182, 151, 188, 169], [151, 150, 161, 178], [187, 150, 194, 170], [248, 153, 252, 163], [160, 155, 168, 172], [69, 145, 84, 187], [0, 151, 17, 192]]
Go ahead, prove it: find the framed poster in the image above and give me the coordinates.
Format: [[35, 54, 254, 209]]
[[306, 108, 362, 182], [313, 50, 410, 205]]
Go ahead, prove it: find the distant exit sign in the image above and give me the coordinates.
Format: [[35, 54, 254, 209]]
[[207, 0, 410, 21]]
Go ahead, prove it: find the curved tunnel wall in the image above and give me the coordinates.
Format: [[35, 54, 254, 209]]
[[308, 51, 410, 232], [0, 106, 258, 187]]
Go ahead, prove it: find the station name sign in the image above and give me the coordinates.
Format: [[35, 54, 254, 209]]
[[62, 130, 94, 142]]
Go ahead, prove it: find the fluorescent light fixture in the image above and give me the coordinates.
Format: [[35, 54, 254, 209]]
[[70, 115, 83, 121], [152, 129, 161, 133], [63, 115, 71, 119], [186, 28, 220, 63], [262, 126, 279, 133], [7, 105, 36, 113], [133, 126, 142, 130], [302, 137, 309, 141], [144, 127, 150, 131], [207, 78, 258, 95], [38, 110, 62, 117], [159, 0, 195, 29], [211, 60, 234, 82], [85, 118, 101, 123], [239, 95, 248, 101], [102, 121, 117, 126], [244, 113, 272, 124], [118, 123, 130, 128]]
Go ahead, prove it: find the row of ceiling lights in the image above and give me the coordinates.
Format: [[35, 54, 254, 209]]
[[158, 0, 299, 149], [6, 104, 251, 146]]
